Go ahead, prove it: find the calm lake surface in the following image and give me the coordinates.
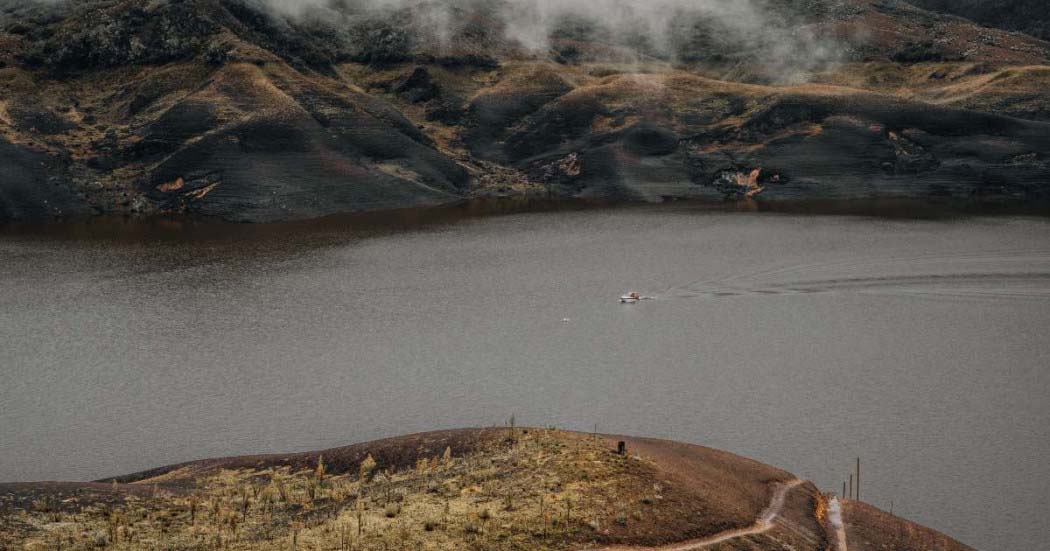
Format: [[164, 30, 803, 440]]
[[2, 201, 1048, 549]]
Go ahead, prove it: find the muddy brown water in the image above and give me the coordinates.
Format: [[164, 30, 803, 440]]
[[2, 200, 1049, 549]]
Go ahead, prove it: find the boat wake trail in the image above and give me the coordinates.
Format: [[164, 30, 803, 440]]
[[653, 250, 1050, 302]]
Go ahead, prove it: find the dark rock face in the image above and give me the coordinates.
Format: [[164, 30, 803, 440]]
[[0, 140, 88, 220]]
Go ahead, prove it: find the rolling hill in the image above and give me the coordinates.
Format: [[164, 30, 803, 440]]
[[0, 428, 976, 550], [1, 0, 1049, 221]]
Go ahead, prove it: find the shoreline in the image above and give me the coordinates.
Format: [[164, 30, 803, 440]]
[[4, 195, 1050, 239]]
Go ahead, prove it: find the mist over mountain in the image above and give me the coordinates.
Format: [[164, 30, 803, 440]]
[[266, 0, 842, 73], [4, 0, 842, 79], [1, 0, 1050, 221]]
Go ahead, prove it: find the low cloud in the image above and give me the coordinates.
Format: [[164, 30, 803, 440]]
[[269, 0, 843, 78], [24, 0, 837, 79]]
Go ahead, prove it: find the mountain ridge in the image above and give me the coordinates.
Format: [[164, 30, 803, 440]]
[[2, 0, 1049, 221]]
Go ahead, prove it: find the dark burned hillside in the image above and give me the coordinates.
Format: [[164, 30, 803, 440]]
[[1, 0, 1050, 222], [908, 0, 1050, 41], [4, 0, 417, 70], [0, 0, 842, 71]]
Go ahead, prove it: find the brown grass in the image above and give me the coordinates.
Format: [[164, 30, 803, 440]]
[[0, 431, 613, 549], [0, 429, 805, 551], [842, 499, 977, 551], [1, 431, 976, 551]]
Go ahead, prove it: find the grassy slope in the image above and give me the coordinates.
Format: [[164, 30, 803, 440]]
[[0, 429, 814, 551], [843, 499, 977, 551], [0, 429, 963, 551]]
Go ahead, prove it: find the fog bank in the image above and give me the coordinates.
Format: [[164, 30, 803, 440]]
[[264, 0, 840, 77]]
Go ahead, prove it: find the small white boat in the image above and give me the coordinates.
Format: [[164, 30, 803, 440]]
[[620, 292, 641, 303]]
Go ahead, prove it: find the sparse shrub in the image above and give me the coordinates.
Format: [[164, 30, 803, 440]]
[[273, 478, 289, 503], [90, 530, 108, 547], [203, 41, 231, 65], [258, 485, 276, 510], [360, 454, 377, 481], [315, 455, 326, 482], [384, 502, 400, 518], [891, 41, 959, 63], [357, 27, 410, 65], [6, 22, 30, 35]]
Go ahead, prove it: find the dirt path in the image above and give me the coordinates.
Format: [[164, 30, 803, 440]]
[[828, 496, 849, 551], [587, 478, 805, 551]]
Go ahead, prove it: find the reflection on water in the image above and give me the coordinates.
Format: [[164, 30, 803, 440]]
[[4, 197, 1050, 243], [2, 199, 1049, 550]]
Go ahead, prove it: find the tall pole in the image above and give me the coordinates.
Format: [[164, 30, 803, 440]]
[[856, 457, 861, 502], [849, 474, 853, 499], [842, 481, 846, 497]]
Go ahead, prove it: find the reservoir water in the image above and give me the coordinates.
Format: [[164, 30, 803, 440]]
[[2, 201, 1048, 549]]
